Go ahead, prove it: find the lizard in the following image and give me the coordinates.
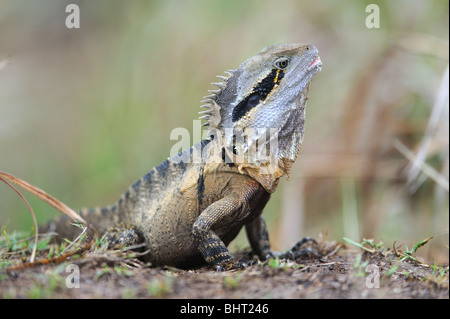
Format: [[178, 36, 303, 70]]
[[43, 43, 322, 269]]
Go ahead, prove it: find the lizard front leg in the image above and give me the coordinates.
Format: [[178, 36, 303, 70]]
[[192, 195, 248, 269]]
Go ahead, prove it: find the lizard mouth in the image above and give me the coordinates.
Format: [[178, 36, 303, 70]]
[[307, 56, 322, 71]]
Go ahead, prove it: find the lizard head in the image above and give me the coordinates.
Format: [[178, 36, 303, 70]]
[[199, 44, 321, 188]]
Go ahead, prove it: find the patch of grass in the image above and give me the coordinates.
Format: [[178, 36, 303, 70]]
[[1, 229, 32, 253], [343, 237, 385, 254], [267, 256, 302, 271], [25, 272, 65, 299], [0, 228, 55, 269], [428, 262, 449, 286], [146, 273, 174, 298], [121, 288, 136, 299], [344, 236, 449, 289], [394, 237, 433, 263], [93, 266, 111, 281], [385, 265, 399, 277], [223, 274, 241, 290], [93, 264, 133, 281], [0, 222, 97, 271], [344, 236, 438, 266], [352, 254, 369, 277]]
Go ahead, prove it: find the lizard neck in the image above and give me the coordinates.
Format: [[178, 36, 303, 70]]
[[211, 84, 309, 194]]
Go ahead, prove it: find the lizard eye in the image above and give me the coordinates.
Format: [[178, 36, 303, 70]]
[[274, 57, 289, 70]]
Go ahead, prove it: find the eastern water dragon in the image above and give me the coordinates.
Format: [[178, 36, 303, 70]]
[[43, 44, 322, 269]]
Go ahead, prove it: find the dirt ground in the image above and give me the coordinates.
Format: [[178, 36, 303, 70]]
[[0, 238, 448, 300]]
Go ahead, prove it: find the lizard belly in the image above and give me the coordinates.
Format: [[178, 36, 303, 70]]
[[129, 164, 261, 267]]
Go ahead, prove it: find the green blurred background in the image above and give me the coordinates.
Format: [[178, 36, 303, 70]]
[[0, 0, 448, 262]]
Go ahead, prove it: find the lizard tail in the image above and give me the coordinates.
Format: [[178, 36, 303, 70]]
[[39, 204, 119, 242]]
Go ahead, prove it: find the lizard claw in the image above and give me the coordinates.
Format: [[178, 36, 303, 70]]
[[214, 260, 247, 271], [283, 248, 318, 260], [285, 237, 319, 260]]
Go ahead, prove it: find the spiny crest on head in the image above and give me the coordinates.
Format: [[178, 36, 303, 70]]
[[198, 69, 236, 129]]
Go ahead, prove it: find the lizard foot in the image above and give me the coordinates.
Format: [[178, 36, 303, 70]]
[[104, 225, 145, 250], [214, 259, 247, 272], [266, 237, 319, 261]]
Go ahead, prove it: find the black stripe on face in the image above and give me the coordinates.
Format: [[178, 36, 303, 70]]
[[232, 68, 285, 123]]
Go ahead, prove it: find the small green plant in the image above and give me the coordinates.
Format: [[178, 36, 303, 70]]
[[385, 265, 399, 277], [113, 265, 133, 277], [1, 229, 31, 253], [267, 256, 302, 270], [93, 265, 111, 281], [93, 264, 133, 280], [121, 288, 135, 299], [343, 237, 385, 253], [428, 262, 449, 285], [352, 254, 369, 277], [394, 237, 433, 263], [223, 274, 241, 290], [26, 272, 64, 299], [146, 273, 174, 298]]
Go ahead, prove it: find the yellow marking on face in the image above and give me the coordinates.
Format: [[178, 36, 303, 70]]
[[273, 69, 280, 84]]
